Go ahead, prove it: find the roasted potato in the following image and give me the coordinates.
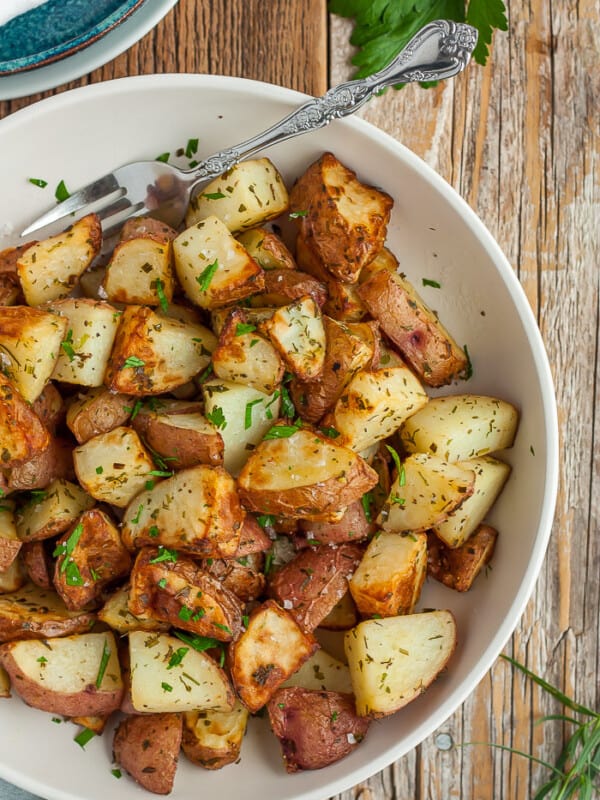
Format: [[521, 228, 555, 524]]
[[211, 307, 284, 394], [174, 216, 264, 309], [113, 713, 182, 795], [133, 408, 224, 469], [0, 583, 95, 642], [427, 525, 498, 592], [128, 631, 235, 713], [31, 383, 64, 433], [129, 547, 243, 641], [44, 297, 120, 387], [7, 436, 74, 492], [15, 478, 94, 542], [298, 499, 372, 546], [185, 158, 289, 231], [358, 268, 468, 387], [268, 544, 363, 632], [0, 503, 21, 572], [182, 701, 249, 770], [73, 426, 155, 508], [282, 648, 353, 694], [97, 584, 170, 634], [249, 268, 327, 308], [104, 304, 216, 395], [228, 600, 318, 713], [267, 687, 370, 772], [349, 531, 427, 617], [289, 152, 393, 283], [121, 465, 244, 559], [0, 372, 49, 468], [0, 306, 66, 403], [20, 541, 53, 589], [344, 610, 457, 717], [399, 394, 520, 462], [238, 427, 378, 520], [66, 387, 133, 444], [203, 552, 266, 602], [53, 509, 131, 610], [0, 631, 122, 716], [0, 556, 26, 593], [377, 453, 475, 534], [259, 295, 326, 380], [103, 231, 175, 307], [16, 213, 101, 306], [236, 226, 296, 270]]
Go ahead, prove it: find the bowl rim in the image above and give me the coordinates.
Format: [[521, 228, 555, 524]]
[[0, 73, 560, 800]]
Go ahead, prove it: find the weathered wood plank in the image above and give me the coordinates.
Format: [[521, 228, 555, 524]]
[[330, 1, 599, 798], [0, 0, 327, 119]]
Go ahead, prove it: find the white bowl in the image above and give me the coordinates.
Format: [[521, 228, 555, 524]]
[[0, 74, 558, 800]]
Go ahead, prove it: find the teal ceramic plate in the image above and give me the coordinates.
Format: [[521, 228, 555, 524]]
[[0, 0, 146, 74]]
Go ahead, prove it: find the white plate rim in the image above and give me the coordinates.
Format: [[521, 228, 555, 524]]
[[0, 73, 560, 800]]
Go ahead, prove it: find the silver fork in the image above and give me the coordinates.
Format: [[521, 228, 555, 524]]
[[20, 19, 477, 240]]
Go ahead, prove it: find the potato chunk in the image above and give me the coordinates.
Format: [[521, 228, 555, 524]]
[[260, 295, 326, 380], [228, 600, 318, 712], [97, 584, 169, 634], [433, 456, 510, 547], [211, 307, 284, 394], [344, 611, 457, 717], [132, 407, 224, 469], [73, 426, 155, 508], [174, 215, 264, 309], [103, 232, 174, 306], [0, 583, 96, 643], [0, 305, 66, 402], [113, 713, 182, 796], [128, 631, 235, 713], [16, 213, 101, 305], [129, 547, 243, 642], [267, 544, 363, 632], [427, 525, 498, 591], [349, 531, 427, 617], [44, 297, 120, 387], [400, 394, 520, 462], [0, 632, 122, 716], [53, 509, 131, 610], [267, 687, 370, 772], [236, 227, 296, 270], [238, 427, 378, 520], [0, 372, 49, 467], [358, 269, 468, 387], [104, 304, 216, 396], [182, 701, 249, 770], [15, 478, 94, 542], [66, 387, 133, 444], [121, 465, 244, 559], [377, 453, 475, 534], [324, 361, 429, 453], [282, 648, 353, 694], [289, 152, 392, 283], [185, 158, 289, 231], [0, 503, 20, 572]]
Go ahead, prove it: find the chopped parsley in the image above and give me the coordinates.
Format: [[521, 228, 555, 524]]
[[55, 180, 71, 202], [289, 210, 308, 218], [60, 329, 76, 362], [202, 191, 226, 200], [28, 177, 48, 188], [235, 322, 257, 336], [263, 423, 300, 440], [185, 138, 199, 159], [53, 522, 83, 574], [196, 259, 219, 292], [422, 278, 441, 288], [167, 646, 189, 669], [206, 406, 227, 430], [122, 356, 145, 369], [155, 152, 170, 163], [149, 547, 178, 564]]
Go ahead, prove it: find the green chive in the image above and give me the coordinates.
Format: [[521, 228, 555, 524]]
[[196, 259, 219, 292], [167, 646, 189, 669], [55, 180, 71, 202], [53, 522, 83, 574], [289, 210, 308, 218], [422, 278, 441, 288], [122, 356, 145, 369], [263, 423, 300, 440], [156, 152, 170, 163], [95, 640, 111, 688], [154, 278, 169, 313], [185, 138, 199, 158], [28, 177, 48, 188], [202, 191, 226, 200], [244, 398, 262, 430], [74, 728, 95, 748]]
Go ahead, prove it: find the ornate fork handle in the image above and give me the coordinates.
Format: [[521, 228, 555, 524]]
[[188, 19, 477, 184]]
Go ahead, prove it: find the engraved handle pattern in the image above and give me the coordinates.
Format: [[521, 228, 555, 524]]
[[189, 20, 477, 184]]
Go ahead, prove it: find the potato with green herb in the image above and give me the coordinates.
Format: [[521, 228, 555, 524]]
[[113, 712, 182, 795]]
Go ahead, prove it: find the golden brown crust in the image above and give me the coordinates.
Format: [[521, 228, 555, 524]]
[[0, 372, 49, 468], [129, 547, 243, 641], [427, 525, 498, 592]]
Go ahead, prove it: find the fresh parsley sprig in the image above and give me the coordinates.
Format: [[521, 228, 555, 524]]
[[329, 0, 508, 84]]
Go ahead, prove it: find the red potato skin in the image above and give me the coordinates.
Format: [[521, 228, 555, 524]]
[[427, 525, 498, 592], [67, 389, 133, 445], [258, 269, 328, 308], [267, 687, 370, 772], [267, 544, 364, 632], [7, 436, 74, 491], [31, 384, 64, 433], [0, 644, 122, 716], [129, 547, 243, 642], [0, 372, 49, 468], [233, 515, 272, 556], [21, 542, 53, 589], [298, 500, 372, 546], [113, 713, 183, 795]]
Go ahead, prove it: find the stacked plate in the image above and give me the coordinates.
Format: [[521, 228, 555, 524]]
[[0, 0, 179, 100]]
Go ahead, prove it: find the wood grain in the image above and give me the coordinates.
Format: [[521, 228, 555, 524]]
[[330, 2, 600, 798], [0, 0, 327, 118]]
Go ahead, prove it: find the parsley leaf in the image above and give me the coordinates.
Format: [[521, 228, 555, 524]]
[[466, 0, 508, 66], [329, 0, 506, 78]]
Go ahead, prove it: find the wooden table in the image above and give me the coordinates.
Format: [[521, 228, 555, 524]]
[[1, 2, 598, 798]]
